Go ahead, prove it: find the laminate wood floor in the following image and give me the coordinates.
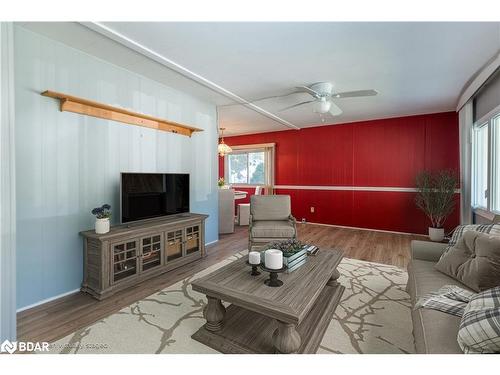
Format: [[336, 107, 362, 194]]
[[17, 223, 426, 344]]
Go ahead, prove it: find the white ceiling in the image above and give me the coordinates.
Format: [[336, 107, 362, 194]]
[[17, 22, 231, 105], [21, 22, 500, 135]]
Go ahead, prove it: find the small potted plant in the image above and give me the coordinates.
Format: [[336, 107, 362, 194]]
[[92, 204, 112, 234], [415, 170, 457, 241], [265, 239, 304, 257], [218, 177, 229, 189]]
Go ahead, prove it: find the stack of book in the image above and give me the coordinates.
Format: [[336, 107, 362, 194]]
[[283, 244, 319, 273], [303, 244, 319, 256]]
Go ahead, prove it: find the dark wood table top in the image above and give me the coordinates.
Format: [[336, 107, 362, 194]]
[[192, 250, 343, 324]]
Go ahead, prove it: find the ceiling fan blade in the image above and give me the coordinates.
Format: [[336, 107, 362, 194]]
[[279, 100, 315, 112], [247, 90, 304, 102], [295, 86, 321, 98], [328, 101, 343, 116], [217, 91, 302, 108], [333, 89, 378, 98]]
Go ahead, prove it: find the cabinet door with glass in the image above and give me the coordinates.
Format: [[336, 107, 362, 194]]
[[111, 239, 139, 284], [185, 225, 201, 256], [166, 229, 184, 262], [140, 233, 163, 272]]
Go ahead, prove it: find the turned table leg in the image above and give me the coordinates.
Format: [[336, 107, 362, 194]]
[[203, 296, 226, 332], [327, 268, 340, 287], [272, 321, 301, 354]]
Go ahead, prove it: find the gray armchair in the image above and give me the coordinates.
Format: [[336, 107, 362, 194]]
[[248, 195, 297, 251]]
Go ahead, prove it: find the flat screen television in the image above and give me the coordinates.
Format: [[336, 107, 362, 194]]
[[121, 173, 189, 223]]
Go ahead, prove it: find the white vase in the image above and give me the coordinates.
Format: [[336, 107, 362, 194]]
[[95, 218, 110, 234], [429, 227, 444, 242]]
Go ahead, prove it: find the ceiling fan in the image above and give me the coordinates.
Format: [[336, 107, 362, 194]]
[[277, 82, 378, 117], [218, 82, 378, 120]]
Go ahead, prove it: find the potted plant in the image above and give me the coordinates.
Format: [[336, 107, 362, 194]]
[[91, 204, 112, 234], [415, 170, 457, 241], [218, 177, 229, 189], [265, 239, 304, 257]]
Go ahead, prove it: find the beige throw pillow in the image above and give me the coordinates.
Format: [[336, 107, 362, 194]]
[[435, 231, 500, 292]]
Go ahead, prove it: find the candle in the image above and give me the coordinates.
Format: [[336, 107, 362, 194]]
[[249, 251, 261, 265], [265, 249, 283, 270]]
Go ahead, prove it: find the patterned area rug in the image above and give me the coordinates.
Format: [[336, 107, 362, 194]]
[[48, 253, 415, 354]]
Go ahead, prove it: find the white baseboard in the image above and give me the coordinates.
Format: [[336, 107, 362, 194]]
[[302, 221, 427, 237], [18, 240, 220, 313], [17, 288, 81, 313]]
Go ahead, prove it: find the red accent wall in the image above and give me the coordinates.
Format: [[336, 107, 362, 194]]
[[219, 112, 460, 234]]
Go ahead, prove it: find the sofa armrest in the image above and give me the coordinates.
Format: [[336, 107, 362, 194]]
[[411, 240, 448, 262]]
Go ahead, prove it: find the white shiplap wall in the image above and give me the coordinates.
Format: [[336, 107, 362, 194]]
[[14, 26, 219, 310]]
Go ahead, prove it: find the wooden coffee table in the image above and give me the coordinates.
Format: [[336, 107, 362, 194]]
[[191, 250, 344, 354]]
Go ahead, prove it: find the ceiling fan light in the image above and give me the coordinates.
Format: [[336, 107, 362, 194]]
[[313, 99, 331, 114]]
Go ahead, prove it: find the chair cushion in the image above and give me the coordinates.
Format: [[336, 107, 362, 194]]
[[407, 260, 472, 353], [408, 260, 473, 301], [250, 195, 291, 221], [250, 220, 295, 238], [411, 307, 463, 354], [435, 231, 500, 292]]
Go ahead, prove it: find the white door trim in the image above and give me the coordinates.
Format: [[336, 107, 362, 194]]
[[0, 22, 16, 341]]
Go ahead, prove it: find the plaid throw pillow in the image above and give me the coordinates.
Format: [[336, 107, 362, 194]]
[[440, 224, 500, 260], [457, 286, 500, 354], [415, 285, 476, 317]]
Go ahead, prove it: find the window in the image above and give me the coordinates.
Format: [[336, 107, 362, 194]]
[[224, 144, 274, 186], [227, 150, 265, 185], [472, 112, 500, 213], [472, 123, 488, 209], [492, 116, 500, 212]]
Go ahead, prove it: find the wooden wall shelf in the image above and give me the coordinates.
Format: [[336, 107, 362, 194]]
[[41, 90, 203, 137]]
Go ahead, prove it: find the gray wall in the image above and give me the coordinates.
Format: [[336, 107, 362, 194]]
[[14, 26, 219, 310], [474, 68, 500, 121]]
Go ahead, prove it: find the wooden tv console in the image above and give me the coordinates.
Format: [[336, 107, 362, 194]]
[[80, 213, 208, 300]]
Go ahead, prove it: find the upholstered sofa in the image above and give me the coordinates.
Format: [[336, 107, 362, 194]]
[[407, 240, 472, 354]]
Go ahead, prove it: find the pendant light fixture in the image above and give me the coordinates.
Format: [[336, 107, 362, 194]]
[[218, 127, 232, 157]]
